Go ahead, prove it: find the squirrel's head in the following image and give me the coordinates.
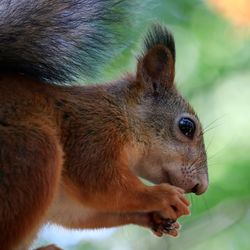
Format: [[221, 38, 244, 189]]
[[127, 24, 208, 195]]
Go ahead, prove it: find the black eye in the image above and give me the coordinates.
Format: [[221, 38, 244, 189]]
[[178, 117, 196, 139]]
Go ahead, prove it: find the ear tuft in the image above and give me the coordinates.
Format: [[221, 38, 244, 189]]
[[136, 24, 176, 91], [143, 24, 175, 63]]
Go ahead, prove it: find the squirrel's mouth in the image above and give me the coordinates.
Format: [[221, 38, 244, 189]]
[[162, 168, 192, 193], [162, 168, 209, 195], [162, 169, 173, 186]]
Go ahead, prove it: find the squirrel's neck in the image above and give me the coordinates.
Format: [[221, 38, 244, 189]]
[[51, 77, 147, 178], [53, 76, 145, 144]]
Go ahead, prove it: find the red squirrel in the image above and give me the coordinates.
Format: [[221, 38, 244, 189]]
[[0, 1, 208, 249]]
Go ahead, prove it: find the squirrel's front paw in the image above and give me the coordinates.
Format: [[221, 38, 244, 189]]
[[150, 212, 180, 237], [152, 183, 190, 220]]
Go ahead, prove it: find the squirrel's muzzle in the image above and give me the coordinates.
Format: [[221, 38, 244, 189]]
[[191, 175, 208, 195]]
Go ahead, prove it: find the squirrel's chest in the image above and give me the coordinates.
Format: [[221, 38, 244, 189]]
[[46, 184, 96, 228]]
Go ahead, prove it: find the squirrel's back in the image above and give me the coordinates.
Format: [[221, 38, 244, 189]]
[[0, 0, 131, 83]]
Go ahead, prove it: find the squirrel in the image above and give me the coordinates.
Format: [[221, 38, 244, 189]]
[[0, 0, 209, 249]]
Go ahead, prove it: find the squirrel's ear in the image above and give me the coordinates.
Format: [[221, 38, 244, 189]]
[[137, 24, 175, 91]]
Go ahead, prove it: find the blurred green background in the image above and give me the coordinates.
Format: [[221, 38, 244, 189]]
[[35, 1, 250, 249]]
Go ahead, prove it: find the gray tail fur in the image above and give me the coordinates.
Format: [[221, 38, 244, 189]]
[[0, 0, 132, 83]]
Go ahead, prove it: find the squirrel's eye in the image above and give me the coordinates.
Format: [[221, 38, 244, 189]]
[[178, 117, 196, 139]]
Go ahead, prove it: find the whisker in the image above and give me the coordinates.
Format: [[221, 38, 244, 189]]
[[197, 170, 208, 175], [200, 196, 212, 220], [189, 157, 202, 169], [188, 193, 194, 210], [202, 162, 217, 168], [203, 123, 223, 134], [196, 165, 208, 171], [204, 134, 215, 152], [207, 150, 222, 161], [194, 158, 207, 167], [202, 115, 226, 131]]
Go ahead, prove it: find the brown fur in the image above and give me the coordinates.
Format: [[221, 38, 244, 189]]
[[0, 26, 208, 249], [35, 245, 62, 250]]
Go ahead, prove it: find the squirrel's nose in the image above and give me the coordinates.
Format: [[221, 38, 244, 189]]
[[191, 176, 208, 195]]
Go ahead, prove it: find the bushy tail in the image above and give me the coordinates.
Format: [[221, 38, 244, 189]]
[[0, 0, 131, 83]]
